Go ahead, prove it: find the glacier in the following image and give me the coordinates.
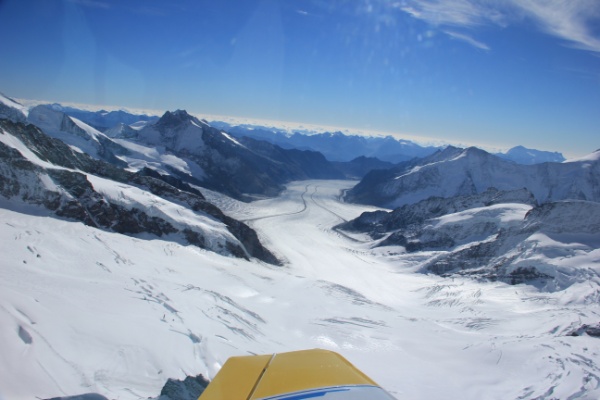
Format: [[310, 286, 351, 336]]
[[1, 181, 599, 400]]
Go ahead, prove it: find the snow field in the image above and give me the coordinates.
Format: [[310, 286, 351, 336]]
[[0, 180, 599, 399]]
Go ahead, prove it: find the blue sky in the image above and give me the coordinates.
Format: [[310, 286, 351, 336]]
[[0, 0, 599, 157]]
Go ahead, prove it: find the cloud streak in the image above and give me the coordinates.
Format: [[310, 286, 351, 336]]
[[444, 30, 490, 51], [394, 0, 508, 28], [394, 0, 600, 53]]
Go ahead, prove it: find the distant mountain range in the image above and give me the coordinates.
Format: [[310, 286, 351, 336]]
[[210, 121, 440, 163], [21, 101, 562, 167], [211, 121, 566, 165]]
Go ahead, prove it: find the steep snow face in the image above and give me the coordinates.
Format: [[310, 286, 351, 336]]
[[381, 148, 525, 207], [2, 181, 599, 400], [26, 106, 137, 168]]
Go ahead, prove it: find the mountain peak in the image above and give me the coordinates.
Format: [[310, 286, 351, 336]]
[[156, 109, 198, 128], [463, 146, 490, 157], [499, 145, 565, 164], [172, 109, 190, 116]]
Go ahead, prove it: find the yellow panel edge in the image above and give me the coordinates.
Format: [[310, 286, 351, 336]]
[[198, 354, 273, 400]]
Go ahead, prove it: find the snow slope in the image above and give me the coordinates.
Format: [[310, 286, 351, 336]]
[[27, 105, 106, 158], [0, 92, 27, 123], [2, 181, 599, 400]]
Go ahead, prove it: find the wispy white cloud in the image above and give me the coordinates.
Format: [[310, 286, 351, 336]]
[[389, 0, 504, 50], [444, 30, 490, 51], [394, 0, 508, 28], [512, 0, 600, 53], [392, 0, 600, 53]]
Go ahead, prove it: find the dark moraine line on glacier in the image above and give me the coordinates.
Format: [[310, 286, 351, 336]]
[[242, 184, 309, 223], [309, 185, 347, 223], [308, 185, 364, 244]]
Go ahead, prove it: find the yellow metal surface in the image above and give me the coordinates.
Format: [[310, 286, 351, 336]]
[[198, 354, 273, 400], [249, 349, 377, 399]]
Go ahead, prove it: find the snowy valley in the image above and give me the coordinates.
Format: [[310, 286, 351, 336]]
[[1, 93, 600, 400]]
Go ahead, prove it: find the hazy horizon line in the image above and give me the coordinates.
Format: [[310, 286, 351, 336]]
[[14, 96, 577, 158]]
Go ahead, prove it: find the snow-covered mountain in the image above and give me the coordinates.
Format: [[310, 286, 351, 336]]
[[0, 118, 279, 264], [497, 145, 565, 164], [27, 105, 132, 166], [342, 145, 599, 288], [46, 103, 567, 166], [0, 92, 27, 123], [57, 103, 159, 132], [215, 121, 565, 165], [346, 146, 600, 208], [16, 102, 348, 201], [131, 110, 345, 200], [340, 187, 600, 289]]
